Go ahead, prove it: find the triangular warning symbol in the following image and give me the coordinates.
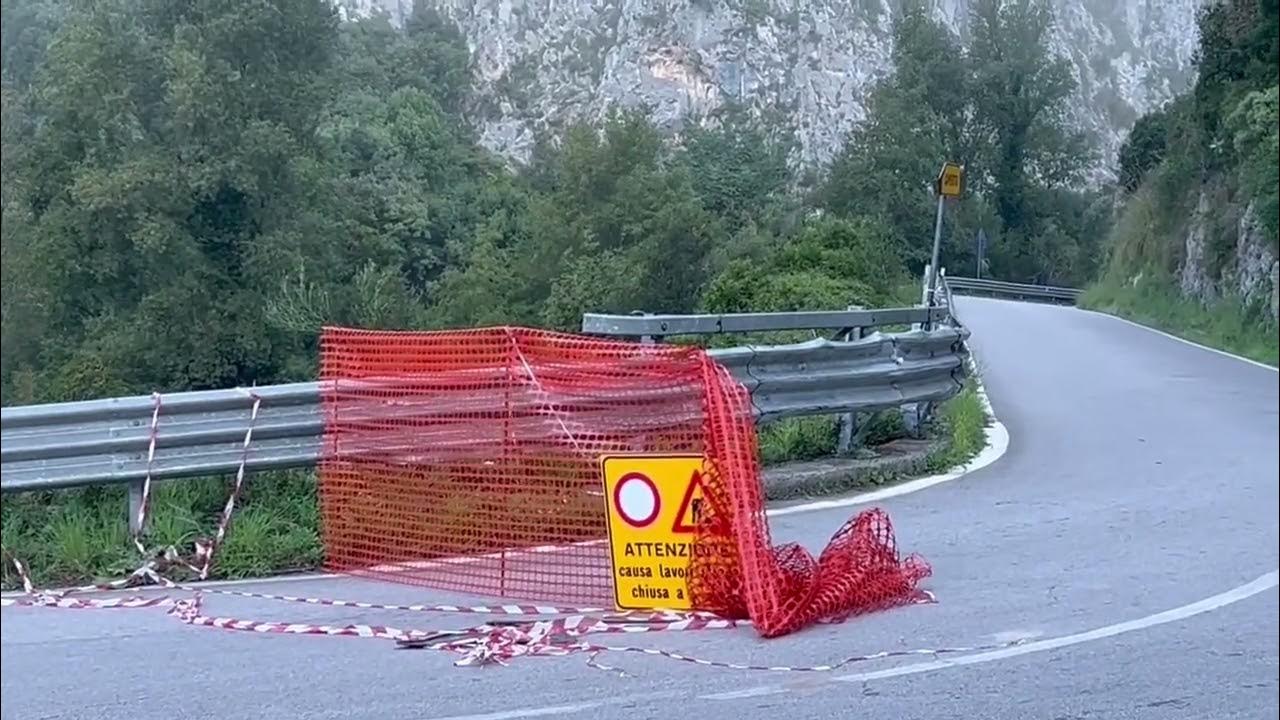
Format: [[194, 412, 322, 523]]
[[671, 469, 706, 533]]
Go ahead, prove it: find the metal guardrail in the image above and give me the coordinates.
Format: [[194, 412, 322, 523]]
[[711, 329, 967, 423], [582, 306, 947, 339], [945, 276, 1081, 303], [1, 384, 322, 493], [1, 309, 968, 495]]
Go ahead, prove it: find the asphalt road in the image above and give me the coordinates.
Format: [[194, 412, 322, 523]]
[[3, 298, 1278, 720]]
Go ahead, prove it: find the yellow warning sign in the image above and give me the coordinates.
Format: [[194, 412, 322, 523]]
[[600, 454, 709, 610], [937, 161, 963, 198]]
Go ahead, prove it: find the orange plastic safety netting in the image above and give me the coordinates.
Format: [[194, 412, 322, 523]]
[[318, 326, 930, 636]]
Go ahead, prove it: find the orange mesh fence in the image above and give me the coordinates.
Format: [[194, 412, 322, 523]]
[[318, 326, 930, 636]]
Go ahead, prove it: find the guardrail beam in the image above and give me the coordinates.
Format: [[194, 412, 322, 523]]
[[582, 306, 946, 338], [945, 276, 1081, 303], [3, 309, 969, 494]]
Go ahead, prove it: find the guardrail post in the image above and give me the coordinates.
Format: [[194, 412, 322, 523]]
[[836, 413, 859, 454], [899, 402, 932, 439], [127, 479, 146, 535], [834, 308, 865, 450], [631, 311, 657, 345]]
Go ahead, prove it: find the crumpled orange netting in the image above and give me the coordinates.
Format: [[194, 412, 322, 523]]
[[319, 326, 930, 637]]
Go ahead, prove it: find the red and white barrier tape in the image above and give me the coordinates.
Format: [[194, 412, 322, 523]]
[[148, 574, 729, 618], [0, 388, 974, 674], [162, 591, 739, 640], [4, 552, 988, 674], [0, 556, 170, 609], [393, 611, 1026, 674], [2, 547, 732, 621], [195, 392, 261, 579], [168, 593, 424, 641], [154, 585, 938, 673], [576, 636, 1029, 675], [131, 392, 163, 556], [2, 389, 261, 605]]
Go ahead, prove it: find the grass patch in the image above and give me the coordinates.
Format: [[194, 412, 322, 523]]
[[1081, 274, 1278, 367], [924, 382, 988, 472], [1, 471, 322, 590], [761, 377, 992, 500], [758, 416, 838, 464], [756, 409, 915, 466]]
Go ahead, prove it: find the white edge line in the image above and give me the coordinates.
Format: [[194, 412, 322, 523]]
[[1076, 306, 1277, 372], [702, 569, 1280, 700], [832, 569, 1280, 683], [426, 692, 685, 720], [768, 354, 1008, 517], [423, 570, 1279, 718]]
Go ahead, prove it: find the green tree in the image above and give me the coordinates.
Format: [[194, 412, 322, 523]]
[[335, 2, 472, 113], [0, 0, 541, 401], [499, 111, 727, 328], [820, 2, 969, 269], [678, 105, 791, 222], [1118, 107, 1170, 193], [2, 0, 344, 399], [966, 0, 1090, 234], [1226, 85, 1279, 245], [0, 0, 64, 89], [1190, 0, 1278, 165], [702, 215, 908, 314], [1093, 0, 1278, 340], [822, 0, 1099, 285]]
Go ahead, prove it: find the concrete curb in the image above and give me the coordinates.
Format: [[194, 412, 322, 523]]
[[762, 437, 940, 501]]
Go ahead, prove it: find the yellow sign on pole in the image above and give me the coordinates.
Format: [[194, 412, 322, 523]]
[[937, 161, 963, 198], [600, 454, 709, 610]]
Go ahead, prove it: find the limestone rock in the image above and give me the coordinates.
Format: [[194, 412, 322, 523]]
[[339, 0, 1202, 177]]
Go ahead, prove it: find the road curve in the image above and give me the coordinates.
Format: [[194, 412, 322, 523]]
[[2, 297, 1277, 720]]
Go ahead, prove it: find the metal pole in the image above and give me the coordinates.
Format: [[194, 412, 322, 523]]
[[127, 479, 146, 535], [926, 193, 946, 310]]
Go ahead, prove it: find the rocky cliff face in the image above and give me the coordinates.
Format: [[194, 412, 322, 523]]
[[340, 0, 1201, 177], [1180, 192, 1280, 321]]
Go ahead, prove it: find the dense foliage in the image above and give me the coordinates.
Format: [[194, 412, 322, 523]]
[[1104, 0, 1279, 281], [819, 0, 1107, 286], [1, 0, 1099, 405]]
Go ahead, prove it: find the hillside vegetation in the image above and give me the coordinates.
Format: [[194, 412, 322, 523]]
[[2, 0, 1094, 585], [1086, 0, 1279, 365], [1, 0, 1106, 406]]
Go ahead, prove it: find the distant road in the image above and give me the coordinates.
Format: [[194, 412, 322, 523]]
[[3, 297, 1277, 720]]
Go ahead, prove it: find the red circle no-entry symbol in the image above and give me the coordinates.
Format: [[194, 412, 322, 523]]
[[613, 472, 661, 528]]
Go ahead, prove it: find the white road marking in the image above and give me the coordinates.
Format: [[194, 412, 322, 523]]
[[422, 570, 1277, 718], [702, 686, 783, 701], [427, 692, 684, 720], [986, 628, 1045, 644], [1076, 306, 1277, 372], [829, 569, 1278, 683], [702, 570, 1279, 701], [769, 353, 1008, 516]]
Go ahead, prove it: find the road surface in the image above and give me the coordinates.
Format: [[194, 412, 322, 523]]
[[3, 298, 1277, 720]]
